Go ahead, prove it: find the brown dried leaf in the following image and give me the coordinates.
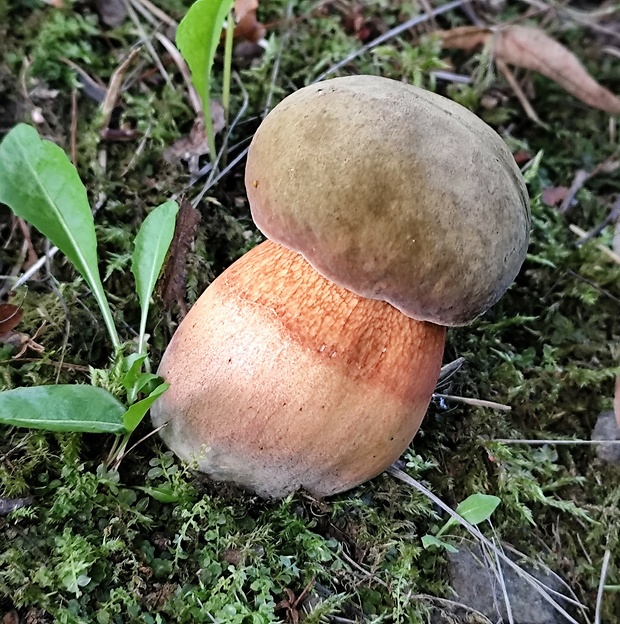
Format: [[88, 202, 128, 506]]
[[163, 101, 226, 169], [615, 375, 620, 428], [438, 25, 491, 51], [234, 0, 266, 43], [0, 303, 23, 337], [438, 25, 620, 114], [157, 197, 201, 317], [494, 26, 620, 114], [541, 186, 569, 207], [235, 0, 258, 23]]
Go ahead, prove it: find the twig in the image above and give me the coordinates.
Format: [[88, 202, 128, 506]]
[[70, 88, 78, 166], [131, 0, 177, 29], [482, 538, 515, 624], [496, 59, 547, 129], [594, 549, 611, 624], [559, 170, 589, 214], [124, 0, 172, 88], [12, 247, 59, 290], [264, 0, 295, 117], [569, 224, 620, 265], [434, 393, 511, 411], [155, 32, 202, 115], [574, 195, 620, 246], [100, 47, 142, 133], [492, 438, 620, 446], [339, 549, 388, 588]]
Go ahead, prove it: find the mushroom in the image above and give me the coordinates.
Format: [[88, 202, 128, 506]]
[[151, 75, 530, 499]]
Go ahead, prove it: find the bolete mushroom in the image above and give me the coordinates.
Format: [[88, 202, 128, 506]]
[[151, 75, 530, 499]]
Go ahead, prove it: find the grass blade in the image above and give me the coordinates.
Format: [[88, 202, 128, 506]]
[[0, 124, 120, 349], [131, 200, 179, 353], [0, 385, 126, 433]]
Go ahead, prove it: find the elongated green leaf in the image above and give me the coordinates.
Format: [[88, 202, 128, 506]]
[[0, 124, 120, 349], [439, 494, 501, 535], [122, 382, 169, 432], [177, 0, 233, 114], [137, 485, 179, 503], [0, 385, 126, 433], [131, 200, 179, 353], [176, 0, 234, 158]]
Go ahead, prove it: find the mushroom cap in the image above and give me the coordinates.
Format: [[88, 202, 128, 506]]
[[152, 241, 445, 498], [245, 75, 530, 326]]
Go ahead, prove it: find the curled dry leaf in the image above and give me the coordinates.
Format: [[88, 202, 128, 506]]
[[541, 186, 569, 207], [439, 25, 620, 114], [0, 303, 23, 337], [163, 100, 226, 170], [234, 0, 266, 43]]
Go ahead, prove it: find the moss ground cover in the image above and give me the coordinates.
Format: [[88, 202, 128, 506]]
[[1, 1, 619, 621]]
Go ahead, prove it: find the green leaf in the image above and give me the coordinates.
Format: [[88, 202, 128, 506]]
[[137, 485, 179, 503], [121, 353, 148, 393], [421, 535, 458, 554], [176, 0, 234, 158], [439, 494, 501, 535], [0, 124, 120, 349], [0, 385, 126, 433], [122, 382, 169, 432], [131, 200, 179, 354]]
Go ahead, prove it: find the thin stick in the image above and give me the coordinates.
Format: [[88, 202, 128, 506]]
[[132, 0, 177, 29], [313, 0, 466, 82], [124, 0, 172, 88], [496, 59, 547, 129], [493, 438, 620, 445], [569, 224, 620, 265], [434, 393, 511, 411], [594, 549, 611, 624], [438, 357, 466, 381], [70, 89, 78, 167]]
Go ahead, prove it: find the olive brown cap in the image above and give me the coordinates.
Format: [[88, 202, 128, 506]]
[[245, 75, 530, 326]]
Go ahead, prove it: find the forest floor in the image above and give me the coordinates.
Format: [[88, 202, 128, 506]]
[[1, 0, 619, 622]]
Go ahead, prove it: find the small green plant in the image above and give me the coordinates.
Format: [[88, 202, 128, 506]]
[[0, 123, 178, 460], [176, 0, 236, 166], [422, 493, 501, 553]]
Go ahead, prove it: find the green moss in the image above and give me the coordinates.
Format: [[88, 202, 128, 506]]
[[2, 0, 620, 620]]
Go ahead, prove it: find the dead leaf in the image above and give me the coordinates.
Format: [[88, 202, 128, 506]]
[[512, 150, 532, 165], [0, 303, 23, 337], [235, 0, 258, 23], [157, 197, 201, 318], [2, 611, 19, 624], [541, 186, 569, 207], [164, 102, 226, 171], [438, 25, 490, 51], [439, 25, 620, 114], [615, 375, 620, 428], [494, 26, 620, 114], [234, 0, 266, 43]]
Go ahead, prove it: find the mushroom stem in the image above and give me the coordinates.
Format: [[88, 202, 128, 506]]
[[152, 240, 446, 498]]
